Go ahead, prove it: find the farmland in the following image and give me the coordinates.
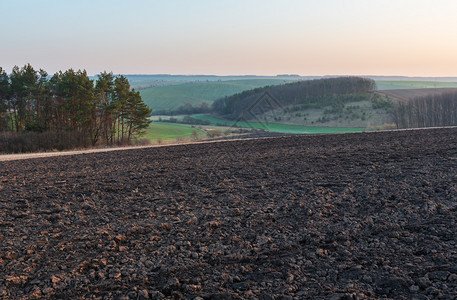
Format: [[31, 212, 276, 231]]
[[134, 77, 457, 113], [138, 79, 299, 112], [376, 88, 457, 101], [190, 114, 366, 134], [136, 77, 457, 141], [131, 77, 457, 137], [141, 122, 204, 141], [1, 128, 456, 299], [375, 80, 457, 90], [125, 75, 307, 90]]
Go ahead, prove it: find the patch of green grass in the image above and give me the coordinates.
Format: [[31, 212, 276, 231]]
[[140, 79, 297, 111], [190, 114, 231, 125], [190, 114, 365, 134], [376, 80, 457, 90], [142, 122, 204, 140]]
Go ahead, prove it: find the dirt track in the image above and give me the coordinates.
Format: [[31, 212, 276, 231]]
[[1, 128, 457, 299], [0, 145, 160, 162], [0, 131, 292, 162]]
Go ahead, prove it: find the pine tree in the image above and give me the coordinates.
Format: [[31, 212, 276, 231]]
[[126, 89, 152, 142], [9, 64, 39, 132], [1, 64, 153, 151], [0, 67, 10, 131], [113, 75, 131, 143], [95, 72, 115, 145]]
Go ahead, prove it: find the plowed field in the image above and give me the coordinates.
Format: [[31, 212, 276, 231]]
[[1, 128, 457, 299]]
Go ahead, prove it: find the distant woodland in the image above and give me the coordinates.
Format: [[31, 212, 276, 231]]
[[0, 64, 151, 153], [212, 77, 377, 119], [392, 92, 457, 128], [212, 77, 457, 130]]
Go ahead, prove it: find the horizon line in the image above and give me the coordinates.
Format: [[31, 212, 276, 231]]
[[90, 73, 457, 79]]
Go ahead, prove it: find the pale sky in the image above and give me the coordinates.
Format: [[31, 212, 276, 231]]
[[1, 0, 457, 76]]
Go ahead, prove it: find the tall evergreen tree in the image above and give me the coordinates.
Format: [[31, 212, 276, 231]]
[[1, 64, 153, 151], [95, 72, 115, 145], [113, 75, 131, 142], [126, 89, 152, 141], [9, 65, 39, 131], [0, 67, 10, 131]]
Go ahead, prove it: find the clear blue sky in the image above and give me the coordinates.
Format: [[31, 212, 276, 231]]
[[2, 0, 457, 76]]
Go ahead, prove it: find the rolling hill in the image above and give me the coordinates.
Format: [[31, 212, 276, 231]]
[[376, 88, 457, 101], [139, 79, 298, 112], [211, 77, 376, 119], [376, 80, 457, 90]]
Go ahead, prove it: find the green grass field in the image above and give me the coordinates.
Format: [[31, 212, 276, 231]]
[[137, 78, 457, 110], [190, 114, 365, 134], [140, 79, 297, 111], [376, 80, 457, 90], [139, 78, 456, 135], [142, 122, 204, 140]]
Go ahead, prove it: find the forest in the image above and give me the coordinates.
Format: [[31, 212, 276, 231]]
[[391, 91, 457, 128], [212, 77, 377, 119], [0, 64, 151, 153]]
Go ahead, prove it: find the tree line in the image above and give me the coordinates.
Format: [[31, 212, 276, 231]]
[[0, 64, 151, 153], [212, 77, 376, 119], [391, 91, 457, 128]]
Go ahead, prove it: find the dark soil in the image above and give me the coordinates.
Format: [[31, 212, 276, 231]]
[[204, 130, 299, 142], [1, 128, 457, 299]]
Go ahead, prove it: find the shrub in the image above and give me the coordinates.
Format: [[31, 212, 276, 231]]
[[206, 129, 222, 138], [191, 130, 200, 140], [134, 138, 152, 146], [0, 131, 90, 154]]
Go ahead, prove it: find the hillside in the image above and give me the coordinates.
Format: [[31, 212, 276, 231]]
[[190, 114, 366, 134], [121, 75, 457, 114], [139, 79, 299, 112], [376, 88, 457, 101], [1, 128, 457, 299], [206, 77, 391, 129], [212, 77, 376, 119], [124, 74, 312, 89], [138, 77, 457, 131], [375, 80, 457, 90]]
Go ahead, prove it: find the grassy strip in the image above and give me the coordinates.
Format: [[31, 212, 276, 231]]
[[376, 80, 457, 90], [142, 122, 204, 140], [140, 79, 296, 111], [190, 114, 365, 134]]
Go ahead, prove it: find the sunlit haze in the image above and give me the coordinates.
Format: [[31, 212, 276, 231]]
[[2, 0, 457, 76]]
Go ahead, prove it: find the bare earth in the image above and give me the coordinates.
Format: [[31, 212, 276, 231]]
[[0, 145, 160, 162], [1, 128, 457, 299], [0, 132, 294, 162]]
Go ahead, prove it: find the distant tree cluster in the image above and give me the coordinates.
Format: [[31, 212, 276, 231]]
[[392, 91, 457, 128], [212, 77, 376, 119], [0, 64, 152, 153]]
